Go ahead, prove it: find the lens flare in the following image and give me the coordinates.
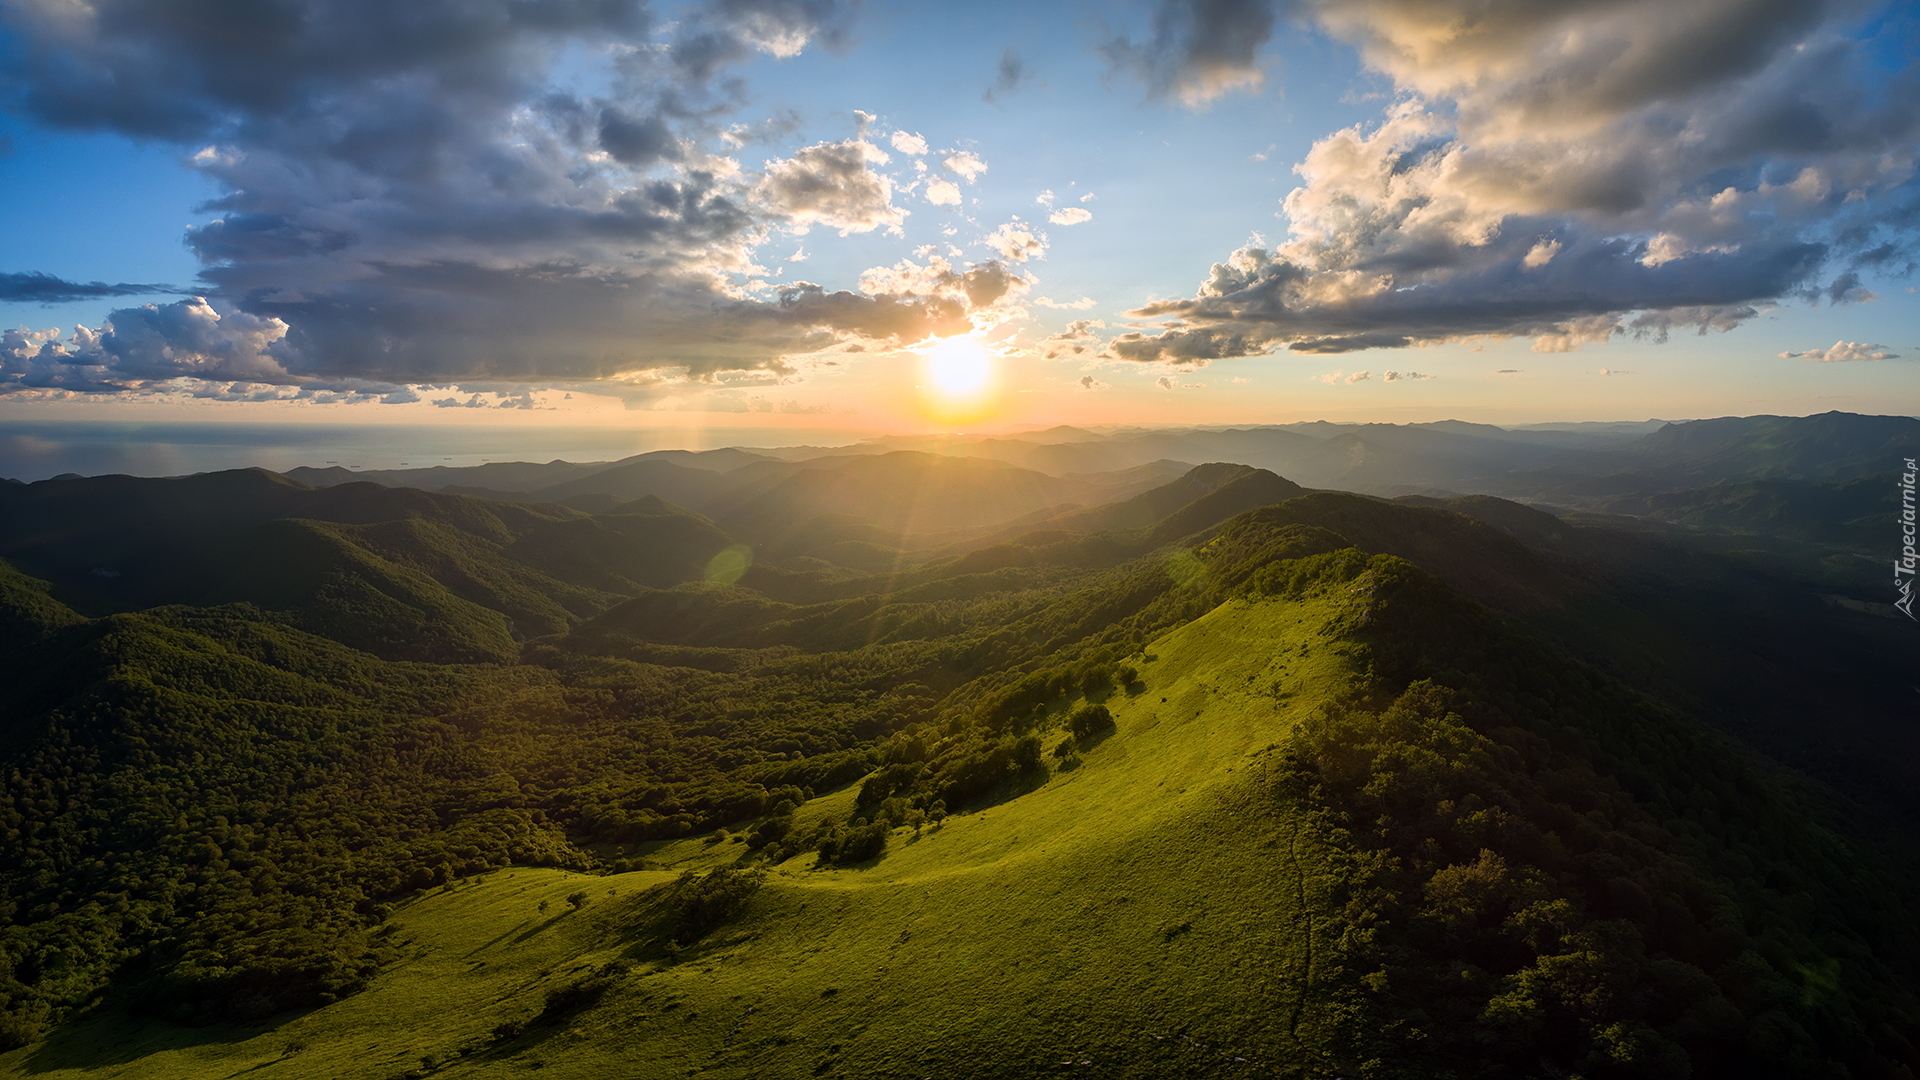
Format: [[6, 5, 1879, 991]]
[[917, 336, 999, 423]]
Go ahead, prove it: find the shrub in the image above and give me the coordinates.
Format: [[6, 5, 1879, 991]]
[[1068, 704, 1115, 739], [746, 815, 792, 849], [1078, 666, 1114, 697], [673, 867, 767, 938], [832, 820, 889, 864]]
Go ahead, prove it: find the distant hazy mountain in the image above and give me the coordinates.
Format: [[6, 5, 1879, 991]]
[[0, 470, 734, 660], [256, 412, 1916, 525]]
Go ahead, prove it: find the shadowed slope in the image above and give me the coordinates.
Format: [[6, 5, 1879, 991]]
[[0, 470, 738, 659]]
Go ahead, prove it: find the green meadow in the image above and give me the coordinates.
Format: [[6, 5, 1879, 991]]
[[6, 596, 1349, 1079]]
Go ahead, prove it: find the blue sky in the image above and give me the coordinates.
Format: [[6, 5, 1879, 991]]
[[0, 0, 1915, 432]]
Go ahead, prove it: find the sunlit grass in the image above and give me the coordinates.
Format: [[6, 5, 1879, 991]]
[[2, 595, 1355, 1080]]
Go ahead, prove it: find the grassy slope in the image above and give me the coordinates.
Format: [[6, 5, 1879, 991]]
[[2, 595, 1358, 1080]]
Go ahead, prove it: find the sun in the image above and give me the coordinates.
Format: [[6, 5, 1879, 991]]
[[917, 335, 1000, 423]]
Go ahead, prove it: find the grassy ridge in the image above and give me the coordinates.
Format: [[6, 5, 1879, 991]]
[[9, 549, 1914, 1077], [3, 594, 1358, 1079]]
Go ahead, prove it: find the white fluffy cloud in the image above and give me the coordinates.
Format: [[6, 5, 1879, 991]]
[[924, 177, 962, 206], [1048, 207, 1093, 226], [984, 222, 1047, 263], [943, 151, 988, 182], [1, 298, 294, 394], [757, 139, 905, 236], [1780, 341, 1902, 363]]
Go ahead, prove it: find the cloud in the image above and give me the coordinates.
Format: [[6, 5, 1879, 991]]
[[852, 253, 1030, 322], [1, 298, 294, 394], [1043, 319, 1105, 359], [1382, 370, 1432, 381], [890, 130, 928, 156], [984, 222, 1047, 263], [1078, 374, 1106, 390], [1780, 341, 1902, 363], [0, 0, 1036, 395], [1531, 314, 1622, 354], [757, 139, 905, 236], [983, 48, 1032, 103], [1048, 207, 1094, 226], [925, 178, 962, 206], [1036, 296, 1097, 310], [1114, 1, 1920, 361], [1346, 370, 1370, 383], [1106, 324, 1283, 364], [943, 151, 988, 182], [1157, 375, 1179, 390], [1105, 0, 1278, 107], [0, 271, 183, 303], [1521, 240, 1561, 271]]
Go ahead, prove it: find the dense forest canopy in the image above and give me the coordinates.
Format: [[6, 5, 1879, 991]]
[[1, 418, 1916, 1078]]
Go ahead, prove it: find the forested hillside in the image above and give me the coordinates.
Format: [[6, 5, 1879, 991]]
[[1, 455, 1915, 1078]]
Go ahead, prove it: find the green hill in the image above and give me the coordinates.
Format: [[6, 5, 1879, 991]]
[[0, 462, 1917, 1078], [6, 530, 1914, 1078]]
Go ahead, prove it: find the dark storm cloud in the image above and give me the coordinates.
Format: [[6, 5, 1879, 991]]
[[1115, 0, 1920, 360], [0, 0, 652, 139], [663, 0, 856, 80], [0, 0, 1029, 397], [1123, 233, 1826, 357], [0, 271, 183, 303], [1104, 0, 1281, 107], [597, 109, 681, 167], [983, 48, 1031, 104]]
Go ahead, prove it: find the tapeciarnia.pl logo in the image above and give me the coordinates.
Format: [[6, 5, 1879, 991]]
[[1899, 457, 1917, 620]]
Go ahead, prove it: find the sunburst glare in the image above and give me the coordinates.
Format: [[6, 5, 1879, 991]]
[[917, 335, 1000, 424]]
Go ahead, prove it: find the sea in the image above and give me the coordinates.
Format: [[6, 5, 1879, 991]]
[[0, 420, 864, 483]]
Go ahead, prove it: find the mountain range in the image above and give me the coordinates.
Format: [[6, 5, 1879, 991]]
[[0, 410, 1915, 1079]]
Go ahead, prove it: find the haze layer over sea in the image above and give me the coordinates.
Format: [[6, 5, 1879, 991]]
[[0, 420, 861, 482]]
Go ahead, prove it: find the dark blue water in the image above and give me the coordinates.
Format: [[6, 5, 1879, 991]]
[[0, 420, 860, 482]]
